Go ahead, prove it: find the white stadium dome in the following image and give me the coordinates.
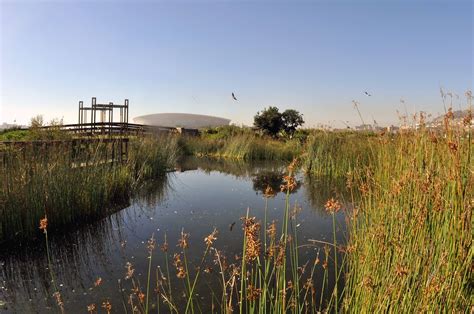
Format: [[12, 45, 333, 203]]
[[133, 113, 231, 129]]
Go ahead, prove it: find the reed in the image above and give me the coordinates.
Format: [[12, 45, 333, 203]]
[[302, 130, 375, 178], [343, 111, 473, 311], [0, 135, 179, 243], [180, 133, 301, 161]]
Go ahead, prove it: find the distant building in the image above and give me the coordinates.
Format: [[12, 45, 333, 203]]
[[133, 113, 231, 129], [354, 124, 385, 131], [0, 123, 20, 130], [427, 109, 473, 130]]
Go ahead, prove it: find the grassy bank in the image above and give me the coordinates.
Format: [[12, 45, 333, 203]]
[[0, 135, 179, 243], [182, 134, 302, 160], [179, 126, 305, 161]]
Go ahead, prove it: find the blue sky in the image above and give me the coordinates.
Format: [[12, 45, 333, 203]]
[[1, 0, 472, 127]]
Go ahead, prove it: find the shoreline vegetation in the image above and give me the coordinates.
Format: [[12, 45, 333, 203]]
[[0, 135, 180, 243], [1, 103, 472, 312]]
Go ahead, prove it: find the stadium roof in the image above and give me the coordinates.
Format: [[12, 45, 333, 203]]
[[133, 113, 231, 129]]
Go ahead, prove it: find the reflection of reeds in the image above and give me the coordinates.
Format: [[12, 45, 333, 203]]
[[303, 174, 349, 211], [39, 215, 65, 313]]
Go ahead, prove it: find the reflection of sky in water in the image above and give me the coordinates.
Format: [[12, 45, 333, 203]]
[[0, 158, 347, 313]]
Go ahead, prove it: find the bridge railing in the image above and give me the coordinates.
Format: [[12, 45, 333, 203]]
[[15, 122, 175, 137]]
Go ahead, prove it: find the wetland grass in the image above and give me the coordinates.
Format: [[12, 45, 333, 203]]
[[302, 130, 375, 179], [301, 105, 472, 311], [179, 132, 302, 161], [342, 114, 473, 312], [8, 100, 474, 312], [0, 135, 179, 243]]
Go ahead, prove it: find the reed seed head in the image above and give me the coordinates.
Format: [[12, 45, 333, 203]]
[[362, 276, 375, 290], [178, 229, 189, 249], [275, 241, 286, 267], [204, 228, 218, 247], [266, 220, 276, 240], [241, 217, 261, 262], [246, 284, 262, 301], [160, 236, 168, 252], [359, 183, 369, 194], [94, 277, 102, 287], [53, 291, 64, 311], [101, 300, 112, 314], [176, 266, 186, 279], [263, 185, 276, 198], [303, 278, 314, 290], [125, 262, 134, 280], [287, 157, 299, 174], [280, 175, 297, 192], [138, 292, 145, 303], [39, 216, 48, 233], [448, 141, 458, 153], [87, 303, 96, 313], [445, 108, 454, 120], [173, 253, 187, 278], [395, 264, 408, 277], [147, 236, 156, 254], [463, 110, 472, 126], [172, 253, 181, 267], [325, 198, 341, 214]]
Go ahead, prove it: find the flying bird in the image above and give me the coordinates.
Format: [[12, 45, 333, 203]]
[[232, 92, 238, 101], [364, 91, 372, 97], [229, 222, 236, 231]]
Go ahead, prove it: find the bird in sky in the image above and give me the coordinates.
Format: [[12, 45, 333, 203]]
[[364, 91, 372, 97], [232, 92, 238, 101]]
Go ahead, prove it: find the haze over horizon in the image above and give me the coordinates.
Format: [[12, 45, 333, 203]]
[[1, 0, 472, 128]]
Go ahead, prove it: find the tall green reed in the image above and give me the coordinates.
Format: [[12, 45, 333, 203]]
[[179, 134, 301, 161], [343, 111, 472, 311], [303, 131, 375, 178], [0, 135, 179, 242]]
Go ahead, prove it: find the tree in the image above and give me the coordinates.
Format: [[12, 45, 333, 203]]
[[30, 115, 44, 128], [253, 106, 283, 137], [254, 107, 304, 137], [281, 109, 304, 135]]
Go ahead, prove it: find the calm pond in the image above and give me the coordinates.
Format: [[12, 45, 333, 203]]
[[0, 157, 347, 313]]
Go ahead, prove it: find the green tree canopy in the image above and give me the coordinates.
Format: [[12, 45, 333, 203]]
[[253, 106, 283, 137], [282, 109, 304, 135], [254, 107, 304, 137]]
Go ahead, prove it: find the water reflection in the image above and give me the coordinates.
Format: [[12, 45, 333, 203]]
[[303, 175, 350, 210], [252, 170, 301, 196], [175, 156, 287, 178], [0, 215, 125, 312], [0, 157, 347, 313], [134, 175, 172, 207]]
